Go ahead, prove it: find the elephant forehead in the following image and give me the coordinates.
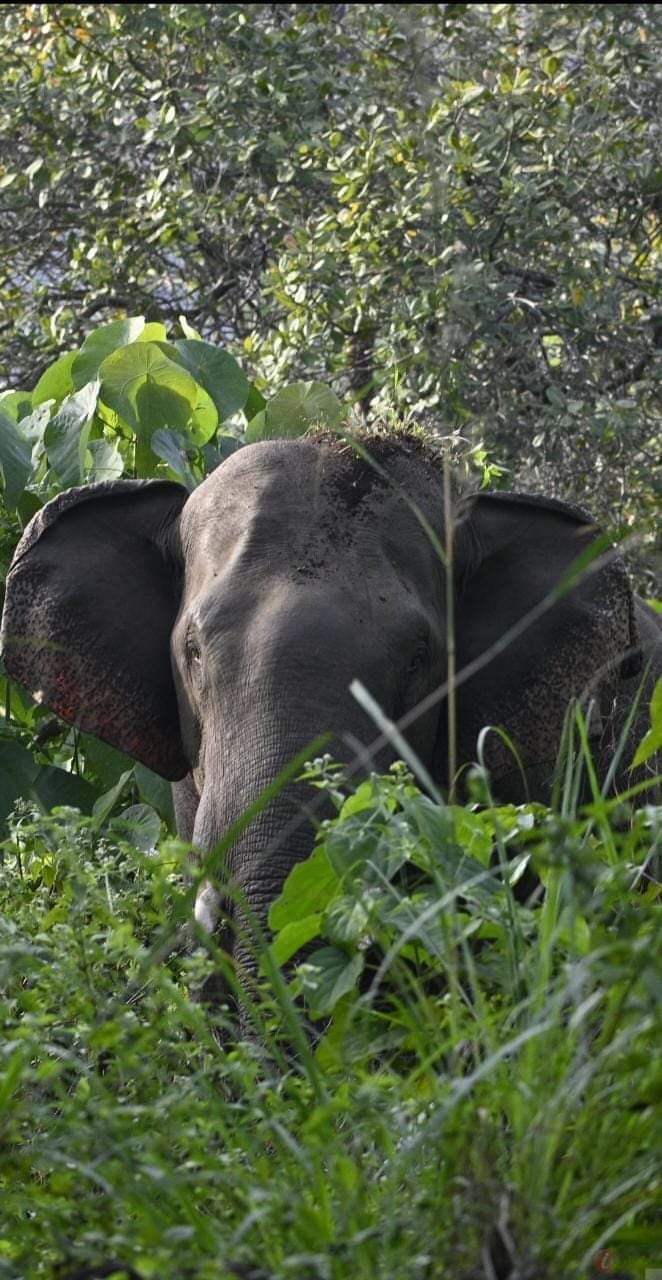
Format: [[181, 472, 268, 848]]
[[179, 439, 443, 574]]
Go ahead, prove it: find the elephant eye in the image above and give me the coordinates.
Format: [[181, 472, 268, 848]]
[[408, 642, 428, 677]]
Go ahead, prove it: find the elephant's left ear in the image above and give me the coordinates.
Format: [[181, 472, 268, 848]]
[[452, 490, 639, 685], [1, 479, 190, 780]]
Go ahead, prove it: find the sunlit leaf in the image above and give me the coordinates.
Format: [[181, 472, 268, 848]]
[[99, 342, 198, 441], [71, 317, 149, 388], [166, 340, 250, 422], [632, 677, 662, 769], [44, 379, 100, 486], [246, 382, 344, 442]]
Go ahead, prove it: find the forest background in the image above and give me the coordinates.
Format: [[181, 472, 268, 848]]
[[0, 2, 660, 585]]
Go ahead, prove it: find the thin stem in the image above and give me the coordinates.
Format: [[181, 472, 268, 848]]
[[444, 460, 457, 798]]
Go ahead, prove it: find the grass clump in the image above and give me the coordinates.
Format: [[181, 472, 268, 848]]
[[0, 768, 660, 1280]]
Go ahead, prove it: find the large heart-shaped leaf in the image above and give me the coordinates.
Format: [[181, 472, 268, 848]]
[[33, 766, 98, 814], [165, 340, 250, 422], [266, 914, 322, 969], [245, 382, 344, 442], [188, 382, 218, 444], [71, 317, 166, 389], [0, 399, 52, 507], [32, 350, 77, 408], [134, 763, 175, 828], [300, 945, 364, 1015], [99, 342, 198, 441], [111, 803, 162, 853], [269, 844, 339, 931]]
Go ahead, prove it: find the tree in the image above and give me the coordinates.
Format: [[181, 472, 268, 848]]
[[0, 4, 659, 566]]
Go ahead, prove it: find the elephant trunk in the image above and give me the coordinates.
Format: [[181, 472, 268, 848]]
[[191, 703, 387, 991]]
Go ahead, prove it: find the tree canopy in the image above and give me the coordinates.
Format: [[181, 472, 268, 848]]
[[0, 3, 660, 560]]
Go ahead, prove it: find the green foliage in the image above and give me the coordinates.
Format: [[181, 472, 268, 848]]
[[0, 3, 659, 563], [0, 314, 350, 824], [0, 313, 348, 510], [1, 772, 660, 1279], [632, 675, 662, 769], [245, 381, 344, 442], [0, 8, 660, 1272]]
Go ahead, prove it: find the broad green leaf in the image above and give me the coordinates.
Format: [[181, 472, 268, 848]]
[[0, 390, 33, 421], [269, 844, 339, 931], [246, 382, 344, 442], [167, 340, 250, 422], [32, 351, 77, 408], [323, 818, 382, 879], [0, 404, 34, 507], [451, 807, 494, 866], [86, 437, 124, 482], [0, 399, 51, 507], [267, 914, 322, 968], [44, 379, 100, 486], [188, 382, 219, 444], [18, 401, 53, 445], [71, 317, 149, 388], [134, 763, 175, 828], [339, 779, 382, 818], [33, 766, 98, 814], [16, 489, 43, 524], [244, 409, 266, 440], [632, 677, 662, 769], [80, 734, 133, 789], [111, 803, 162, 853], [0, 673, 40, 727], [244, 383, 267, 422], [91, 769, 133, 828], [99, 342, 198, 441], [151, 429, 198, 490], [301, 945, 364, 1014], [325, 895, 370, 946], [0, 738, 37, 833]]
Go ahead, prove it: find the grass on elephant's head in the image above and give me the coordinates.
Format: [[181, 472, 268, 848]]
[[0, 775, 660, 1280]]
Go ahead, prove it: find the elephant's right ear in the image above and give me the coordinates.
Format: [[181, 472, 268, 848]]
[[1, 479, 190, 780]]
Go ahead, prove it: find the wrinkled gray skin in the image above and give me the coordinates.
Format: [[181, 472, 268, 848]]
[[2, 436, 660, 982]]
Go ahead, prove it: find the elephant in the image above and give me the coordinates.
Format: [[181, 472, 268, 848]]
[[2, 432, 661, 979]]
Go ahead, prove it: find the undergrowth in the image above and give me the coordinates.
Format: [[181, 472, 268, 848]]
[[0, 762, 660, 1280]]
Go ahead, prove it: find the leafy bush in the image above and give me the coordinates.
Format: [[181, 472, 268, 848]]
[[0, 313, 346, 505], [0, 316, 352, 833], [0, 766, 660, 1279]]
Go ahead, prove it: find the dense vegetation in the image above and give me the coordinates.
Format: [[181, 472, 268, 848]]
[[0, 5, 660, 1279], [1, 765, 661, 1279], [0, 4, 660, 557]]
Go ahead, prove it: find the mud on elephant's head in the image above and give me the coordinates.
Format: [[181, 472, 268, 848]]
[[2, 432, 660, 965]]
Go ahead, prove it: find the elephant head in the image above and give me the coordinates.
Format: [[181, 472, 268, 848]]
[[2, 434, 658, 976]]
